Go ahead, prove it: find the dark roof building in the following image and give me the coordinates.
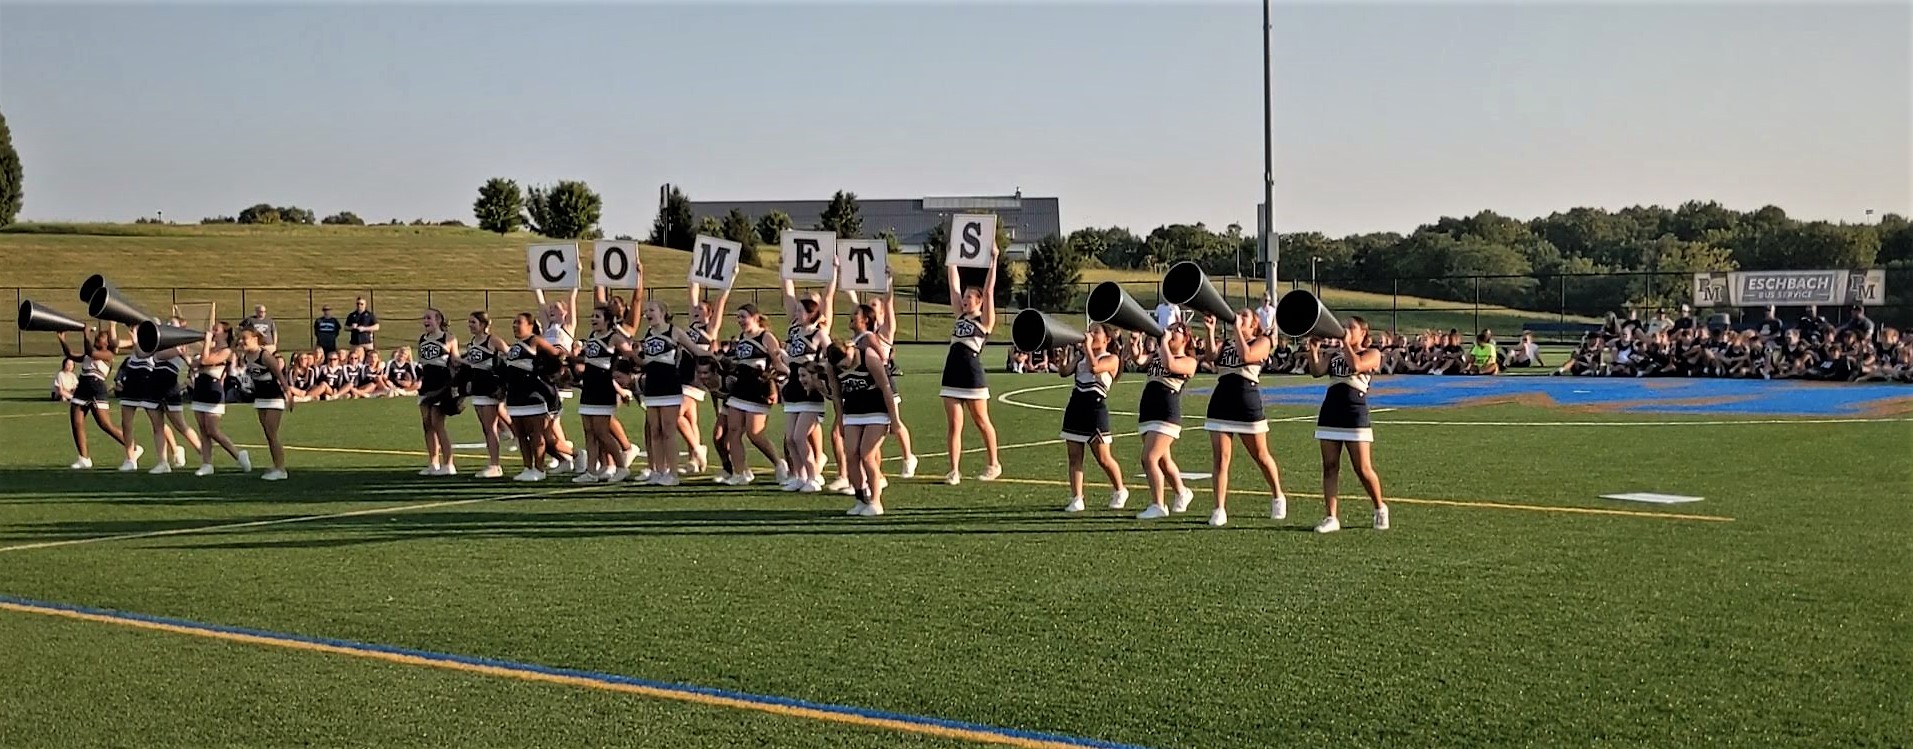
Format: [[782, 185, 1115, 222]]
[[688, 192, 1061, 257]]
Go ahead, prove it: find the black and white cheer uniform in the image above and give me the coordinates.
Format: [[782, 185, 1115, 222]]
[[417, 331, 456, 408], [939, 314, 989, 400], [246, 352, 287, 410], [780, 320, 828, 414], [190, 353, 228, 415], [1204, 335, 1268, 434], [839, 335, 891, 427], [461, 337, 504, 407], [680, 322, 712, 402], [638, 326, 684, 409], [70, 354, 111, 410], [502, 337, 556, 419], [1137, 355, 1188, 439], [1060, 352, 1116, 445], [577, 332, 621, 416], [149, 352, 188, 412], [1315, 348, 1374, 443], [727, 330, 774, 415]]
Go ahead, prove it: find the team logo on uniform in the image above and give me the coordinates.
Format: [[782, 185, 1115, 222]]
[[1329, 353, 1354, 378], [785, 337, 808, 358], [953, 319, 981, 338], [643, 337, 668, 356], [419, 341, 446, 361], [1217, 340, 1243, 368]]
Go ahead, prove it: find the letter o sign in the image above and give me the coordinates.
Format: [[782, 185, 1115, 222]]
[[594, 241, 639, 288]]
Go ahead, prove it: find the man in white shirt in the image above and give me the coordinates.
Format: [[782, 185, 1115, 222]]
[[1154, 300, 1181, 331], [1257, 293, 1279, 332]]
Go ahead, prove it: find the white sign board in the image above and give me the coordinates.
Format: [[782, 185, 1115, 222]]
[[1692, 269, 1887, 308], [836, 238, 889, 292], [593, 241, 640, 288], [780, 229, 838, 282], [688, 235, 742, 289], [946, 213, 997, 268], [527, 243, 580, 290]]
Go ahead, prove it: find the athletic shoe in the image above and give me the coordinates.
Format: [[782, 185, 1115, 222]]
[[837, 483, 856, 496], [774, 462, 790, 484], [846, 502, 868, 516], [1108, 488, 1130, 510], [1271, 495, 1288, 520], [262, 469, 288, 481], [237, 450, 252, 473], [1137, 504, 1169, 520], [118, 459, 138, 472], [1063, 496, 1086, 513], [724, 471, 756, 486], [901, 455, 919, 478], [1172, 487, 1195, 514], [572, 471, 600, 484], [943, 471, 961, 486], [656, 472, 680, 487], [171, 446, 186, 468], [621, 444, 641, 470], [1208, 508, 1228, 527], [801, 478, 825, 494], [1374, 505, 1390, 531], [825, 476, 851, 492], [131, 444, 144, 463], [475, 465, 504, 479], [572, 450, 589, 474], [606, 468, 630, 484], [876, 476, 888, 490], [977, 464, 1002, 481], [545, 456, 563, 471], [856, 502, 885, 517], [418, 466, 439, 476], [513, 469, 545, 482], [693, 444, 708, 472], [781, 478, 804, 492], [439, 464, 458, 477], [1314, 516, 1341, 534], [711, 471, 732, 485], [194, 464, 215, 477], [148, 462, 171, 475], [69, 457, 93, 470]]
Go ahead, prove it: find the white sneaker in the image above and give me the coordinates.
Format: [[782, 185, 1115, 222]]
[[572, 450, 589, 474], [171, 446, 186, 468], [513, 469, 546, 482], [475, 465, 504, 479], [69, 456, 93, 470], [194, 464, 215, 476], [118, 459, 138, 472], [693, 444, 708, 472], [620, 444, 640, 469], [1314, 516, 1341, 534], [1172, 487, 1194, 514], [236, 450, 252, 473], [1208, 508, 1228, 527], [418, 465, 439, 476], [1271, 496, 1288, 520], [545, 456, 563, 472], [656, 472, 680, 487], [837, 482, 856, 496], [262, 469, 288, 481], [876, 476, 888, 490], [606, 468, 630, 484], [572, 471, 600, 484], [773, 462, 790, 484], [440, 464, 458, 477], [801, 479, 825, 494], [1108, 488, 1130, 510], [711, 471, 732, 485], [901, 455, 919, 478], [1374, 505, 1390, 531], [1063, 496, 1086, 513], [977, 464, 1002, 481], [723, 471, 755, 486], [847, 502, 868, 515], [857, 502, 885, 517], [825, 476, 851, 492], [148, 462, 171, 475], [1137, 504, 1169, 520], [131, 444, 145, 463], [781, 478, 804, 492], [943, 471, 961, 486]]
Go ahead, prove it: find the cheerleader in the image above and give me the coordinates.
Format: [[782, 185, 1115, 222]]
[[678, 284, 729, 474], [938, 258, 1003, 484], [850, 281, 919, 478], [502, 313, 568, 481], [1134, 323, 1197, 519], [456, 311, 509, 478], [141, 313, 205, 474], [572, 305, 637, 484], [633, 299, 713, 485], [415, 309, 461, 476], [534, 288, 583, 474], [719, 305, 787, 485], [1199, 309, 1289, 527], [189, 321, 249, 475], [836, 308, 901, 516], [1057, 324, 1129, 513], [594, 289, 640, 472], [1306, 316, 1388, 533], [54, 327, 130, 469], [236, 327, 292, 480], [114, 334, 190, 472], [780, 278, 836, 492]]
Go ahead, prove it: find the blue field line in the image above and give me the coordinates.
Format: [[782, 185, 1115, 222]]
[[0, 593, 1155, 749], [1188, 376, 1913, 416]]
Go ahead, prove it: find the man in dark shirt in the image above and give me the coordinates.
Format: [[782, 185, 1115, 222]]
[[345, 297, 380, 353], [1796, 305, 1829, 343], [240, 304, 278, 351], [1840, 305, 1876, 343], [1755, 305, 1784, 338], [1672, 304, 1696, 333], [313, 305, 343, 355]]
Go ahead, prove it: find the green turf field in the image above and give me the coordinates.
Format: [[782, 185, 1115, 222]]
[[0, 347, 1905, 749]]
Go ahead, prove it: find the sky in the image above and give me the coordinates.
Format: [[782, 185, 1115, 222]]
[[0, 1, 1907, 239]]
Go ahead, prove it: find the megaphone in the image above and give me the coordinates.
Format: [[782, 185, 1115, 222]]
[[1159, 261, 1236, 322], [1086, 282, 1164, 337], [1275, 289, 1346, 339], [17, 300, 88, 333], [79, 274, 108, 306], [85, 282, 157, 326], [1012, 308, 1085, 353], [136, 320, 205, 352]]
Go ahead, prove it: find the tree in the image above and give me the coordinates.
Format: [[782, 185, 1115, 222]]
[[1024, 234, 1081, 311], [238, 203, 282, 224], [649, 185, 696, 251], [321, 211, 365, 226], [878, 228, 900, 255], [526, 180, 602, 240], [696, 215, 723, 237], [1630, 235, 1736, 308], [917, 221, 950, 304], [1876, 213, 1912, 265], [473, 178, 526, 234], [819, 190, 862, 238], [277, 206, 315, 225], [0, 111, 21, 226], [755, 210, 793, 245], [721, 208, 759, 266]]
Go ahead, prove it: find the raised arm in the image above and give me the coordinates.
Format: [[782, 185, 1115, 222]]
[[1161, 336, 1198, 377], [1306, 338, 1329, 377], [56, 331, 77, 359], [818, 273, 838, 329], [979, 252, 999, 331], [946, 263, 962, 315], [782, 278, 804, 323], [706, 287, 732, 342]]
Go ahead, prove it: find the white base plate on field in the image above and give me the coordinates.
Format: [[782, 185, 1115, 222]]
[[1601, 492, 1704, 504]]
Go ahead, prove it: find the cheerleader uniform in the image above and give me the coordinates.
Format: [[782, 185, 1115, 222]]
[[727, 330, 774, 415], [502, 338, 553, 419], [119, 356, 157, 410], [417, 331, 456, 409], [1059, 352, 1115, 444], [1137, 356, 1189, 439], [1204, 335, 1268, 434], [680, 322, 712, 401], [939, 314, 990, 400], [461, 337, 504, 407], [247, 352, 287, 410], [885, 355, 904, 405], [70, 355, 111, 410], [190, 355, 227, 415], [577, 332, 620, 417], [150, 353, 188, 413], [839, 336, 891, 427], [1314, 348, 1374, 442], [638, 327, 684, 409], [544, 322, 576, 413], [780, 321, 827, 414]]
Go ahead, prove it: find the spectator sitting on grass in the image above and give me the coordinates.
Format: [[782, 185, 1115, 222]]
[[1464, 330, 1500, 375], [52, 358, 78, 402], [1504, 331, 1543, 368], [1555, 334, 1606, 376]]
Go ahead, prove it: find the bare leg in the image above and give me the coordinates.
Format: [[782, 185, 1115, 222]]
[[259, 409, 287, 471], [1066, 441, 1086, 499], [1348, 441, 1386, 511], [745, 412, 779, 466], [858, 424, 888, 510], [1091, 441, 1125, 494], [1320, 440, 1343, 520], [91, 407, 127, 446], [69, 406, 90, 460], [476, 405, 502, 470], [963, 398, 1001, 470], [1141, 432, 1171, 507], [1240, 433, 1286, 498], [1210, 431, 1232, 512], [942, 397, 964, 475]]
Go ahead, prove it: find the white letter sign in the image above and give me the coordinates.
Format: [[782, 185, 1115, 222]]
[[946, 213, 997, 268], [688, 234, 742, 289], [836, 238, 889, 292], [527, 243, 580, 290], [593, 241, 640, 288], [780, 229, 838, 282]]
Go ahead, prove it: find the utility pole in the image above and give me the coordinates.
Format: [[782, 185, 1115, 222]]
[[1260, 0, 1278, 302]]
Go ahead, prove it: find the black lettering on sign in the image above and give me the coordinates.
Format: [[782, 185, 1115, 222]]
[[794, 238, 822, 274], [696, 242, 732, 281], [603, 246, 631, 281], [958, 222, 983, 260], [846, 243, 875, 284], [539, 250, 567, 283]]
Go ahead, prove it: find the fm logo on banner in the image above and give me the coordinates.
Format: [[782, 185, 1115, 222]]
[[780, 229, 838, 282], [688, 234, 742, 289], [593, 241, 640, 288], [836, 238, 889, 291], [946, 213, 997, 268], [527, 243, 580, 290]]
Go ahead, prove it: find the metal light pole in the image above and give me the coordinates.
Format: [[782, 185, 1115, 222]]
[[1260, 0, 1277, 301], [1311, 256, 1321, 288]]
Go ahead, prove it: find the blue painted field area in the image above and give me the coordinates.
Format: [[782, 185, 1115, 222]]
[[1227, 376, 1913, 416]]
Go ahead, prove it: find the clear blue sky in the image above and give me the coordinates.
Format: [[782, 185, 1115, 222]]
[[2, 2, 1907, 238]]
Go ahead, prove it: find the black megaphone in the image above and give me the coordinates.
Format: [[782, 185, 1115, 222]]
[[86, 282, 157, 326], [1086, 282, 1164, 337], [1012, 308, 1086, 353], [137, 320, 206, 352], [79, 274, 108, 306], [1159, 261, 1236, 322], [1275, 289, 1346, 339], [18, 300, 88, 332]]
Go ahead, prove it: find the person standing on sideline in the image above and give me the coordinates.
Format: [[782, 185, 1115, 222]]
[[313, 305, 343, 356], [241, 304, 279, 352], [1306, 316, 1388, 533], [1153, 298, 1181, 334], [346, 296, 380, 354], [1256, 293, 1279, 335]]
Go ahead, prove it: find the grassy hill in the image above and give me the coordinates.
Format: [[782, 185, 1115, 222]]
[[2, 223, 1589, 355]]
